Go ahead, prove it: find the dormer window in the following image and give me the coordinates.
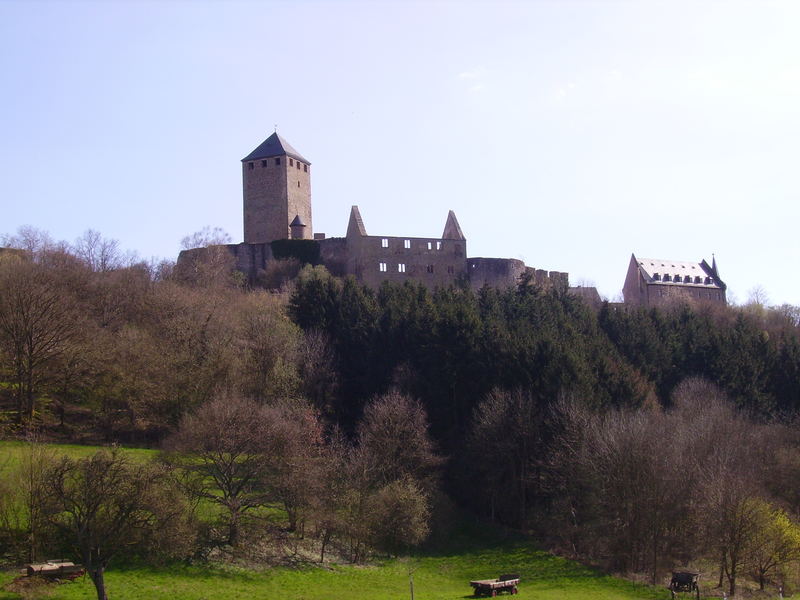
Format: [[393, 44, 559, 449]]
[[694, 276, 702, 284], [653, 273, 661, 281], [704, 277, 711, 285], [663, 274, 671, 282]]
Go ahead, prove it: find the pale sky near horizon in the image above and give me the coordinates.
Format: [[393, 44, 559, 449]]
[[2, 1, 799, 305]]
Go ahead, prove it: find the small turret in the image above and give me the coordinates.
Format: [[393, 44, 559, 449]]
[[290, 215, 307, 240]]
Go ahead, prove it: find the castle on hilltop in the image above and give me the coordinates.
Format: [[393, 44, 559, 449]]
[[181, 132, 569, 292], [177, 132, 726, 306]]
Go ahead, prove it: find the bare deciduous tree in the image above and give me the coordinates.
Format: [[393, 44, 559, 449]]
[[0, 256, 78, 423], [260, 401, 326, 534], [41, 449, 190, 600], [164, 394, 269, 546], [72, 229, 124, 272], [356, 389, 442, 493]]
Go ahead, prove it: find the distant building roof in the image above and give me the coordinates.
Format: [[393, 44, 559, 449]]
[[242, 132, 310, 164], [636, 256, 724, 288]]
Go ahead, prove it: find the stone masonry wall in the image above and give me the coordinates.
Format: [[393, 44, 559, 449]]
[[348, 234, 467, 289], [468, 258, 569, 292], [318, 237, 348, 277], [468, 257, 527, 290], [243, 156, 312, 244]]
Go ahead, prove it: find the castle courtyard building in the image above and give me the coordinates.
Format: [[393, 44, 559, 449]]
[[622, 253, 726, 307]]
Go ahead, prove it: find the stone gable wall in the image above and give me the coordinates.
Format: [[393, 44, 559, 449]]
[[346, 234, 467, 289]]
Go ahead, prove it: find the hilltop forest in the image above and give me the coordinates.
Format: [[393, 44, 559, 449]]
[[3, 228, 800, 596]]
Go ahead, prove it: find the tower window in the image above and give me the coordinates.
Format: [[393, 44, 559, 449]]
[[404, 239, 411, 249], [297, 162, 301, 169], [289, 158, 294, 166], [427, 242, 432, 250], [274, 158, 280, 165], [381, 238, 389, 248], [426, 265, 434, 273], [398, 263, 406, 273], [379, 262, 387, 272], [447, 266, 454, 274], [248, 162, 254, 170], [304, 164, 308, 172], [436, 241, 442, 250], [261, 160, 267, 167], [297, 181, 300, 187]]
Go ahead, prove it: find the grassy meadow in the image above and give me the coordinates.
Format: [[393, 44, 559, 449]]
[[0, 543, 670, 600], [0, 441, 670, 600], [0, 441, 156, 475]]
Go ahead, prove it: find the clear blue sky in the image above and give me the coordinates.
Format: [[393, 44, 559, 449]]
[[2, 1, 799, 305]]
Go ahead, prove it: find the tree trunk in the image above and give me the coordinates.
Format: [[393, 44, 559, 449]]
[[319, 528, 331, 563], [651, 533, 658, 585], [25, 362, 35, 422], [90, 567, 108, 600], [286, 505, 297, 532], [728, 564, 737, 597], [229, 510, 240, 546]]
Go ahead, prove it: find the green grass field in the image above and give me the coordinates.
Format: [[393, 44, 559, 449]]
[[0, 441, 157, 476], [0, 544, 669, 600], [0, 441, 669, 600]]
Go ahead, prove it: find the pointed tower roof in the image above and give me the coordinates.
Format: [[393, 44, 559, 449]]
[[242, 132, 310, 163], [442, 210, 465, 240], [346, 206, 367, 238], [290, 215, 306, 227]]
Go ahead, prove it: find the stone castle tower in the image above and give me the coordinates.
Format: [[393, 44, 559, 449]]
[[242, 132, 312, 243]]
